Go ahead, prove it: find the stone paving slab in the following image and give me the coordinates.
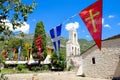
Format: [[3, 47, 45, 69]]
[[4, 72, 111, 80]]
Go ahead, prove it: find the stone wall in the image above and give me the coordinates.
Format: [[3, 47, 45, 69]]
[[81, 38, 120, 79], [66, 56, 82, 69]]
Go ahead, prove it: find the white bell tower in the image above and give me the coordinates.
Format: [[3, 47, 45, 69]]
[[66, 27, 81, 69], [66, 28, 80, 57]]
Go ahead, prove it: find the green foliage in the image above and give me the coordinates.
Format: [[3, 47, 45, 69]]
[[32, 21, 47, 59], [8, 38, 24, 48], [0, 0, 36, 50], [51, 51, 66, 70], [17, 64, 24, 71], [78, 39, 95, 54], [32, 66, 40, 72], [0, 0, 36, 31], [1, 69, 30, 74], [42, 65, 49, 70]]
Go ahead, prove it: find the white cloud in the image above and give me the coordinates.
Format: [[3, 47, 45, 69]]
[[118, 23, 120, 26], [104, 24, 111, 28], [108, 15, 115, 19], [86, 35, 90, 38], [102, 18, 104, 24], [4, 20, 30, 34], [13, 22, 30, 34], [65, 22, 80, 31]]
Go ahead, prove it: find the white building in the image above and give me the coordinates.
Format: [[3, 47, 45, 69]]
[[66, 28, 81, 69]]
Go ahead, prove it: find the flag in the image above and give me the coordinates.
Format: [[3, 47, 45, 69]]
[[35, 36, 42, 57], [50, 24, 62, 58], [18, 46, 21, 60], [79, 0, 102, 50]]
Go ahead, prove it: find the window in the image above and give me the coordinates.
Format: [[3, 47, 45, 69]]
[[75, 47, 76, 55], [92, 57, 96, 64], [74, 33, 76, 38], [74, 33, 76, 41], [72, 47, 73, 50]]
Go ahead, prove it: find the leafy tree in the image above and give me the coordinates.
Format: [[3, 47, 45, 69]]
[[8, 38, 24, 49], [0, 0, 36, 49], [0, 0, 36, 32], [32, 21, 47, 59], [7, 37, 32, 59], [19, 31, 25, 38], [51, 51, 66, 71]]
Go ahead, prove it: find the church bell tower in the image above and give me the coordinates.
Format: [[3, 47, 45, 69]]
[[66, 27, 81, 69]]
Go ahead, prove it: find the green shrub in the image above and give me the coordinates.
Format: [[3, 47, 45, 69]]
[[51, 52, 66, 71], [32, 66, 40, 72], [17, 64, 24, 71], [43, 65, 49, 70]]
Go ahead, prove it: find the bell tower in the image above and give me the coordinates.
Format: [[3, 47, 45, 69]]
[[66, 27, 81, 69]]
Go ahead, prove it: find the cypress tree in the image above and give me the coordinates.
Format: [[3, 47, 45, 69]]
[[32, 21, 47, 59]]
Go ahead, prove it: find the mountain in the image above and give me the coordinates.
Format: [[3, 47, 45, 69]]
[[0, 34, 94, 53], [23, 34, 94, 53], [78, 39, 95, 53]]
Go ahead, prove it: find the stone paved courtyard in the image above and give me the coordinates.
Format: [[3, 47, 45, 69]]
[[4, 71, 111, 80]]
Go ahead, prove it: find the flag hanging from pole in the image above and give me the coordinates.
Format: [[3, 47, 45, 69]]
[[79, 0, 102, 50], [35, 36, 43, 57], [50, 24, 62, 58], [18, 46, 21, 60]]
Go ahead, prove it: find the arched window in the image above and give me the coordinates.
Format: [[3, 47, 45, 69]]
[[78, 48, 80, 55], [74, 33, 76, 38], [75, 47, 77, 55], [74, 33, 76, 42], [92, 57, 96, 64]]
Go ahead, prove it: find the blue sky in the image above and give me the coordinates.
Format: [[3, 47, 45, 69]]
[[22, 0, 120, 40]]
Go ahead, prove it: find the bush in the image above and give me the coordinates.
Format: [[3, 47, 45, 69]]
[[32, 66, 40, 72], [51, 60, 65, 71], [51, 52, 66, 71], [43, 65, 49, 70], [17, 64, 24, 71]]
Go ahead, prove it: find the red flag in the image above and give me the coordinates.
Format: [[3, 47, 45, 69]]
[[35, 36, 43, 57], [79, 0, 102, 50]]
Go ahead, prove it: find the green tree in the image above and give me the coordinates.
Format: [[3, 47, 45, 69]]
[[32, 21, 47, 59], [19, 31, 25, 38], [19, 31, 25, 47], [0, 0, 36, 32], [8, 38, 24, 48], [0, 0, 36, 49], [51, 51, 66, 71]]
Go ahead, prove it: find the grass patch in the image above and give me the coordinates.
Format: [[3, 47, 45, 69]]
[[1, 69, 31, 74], [1, 68, 51, 74]]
